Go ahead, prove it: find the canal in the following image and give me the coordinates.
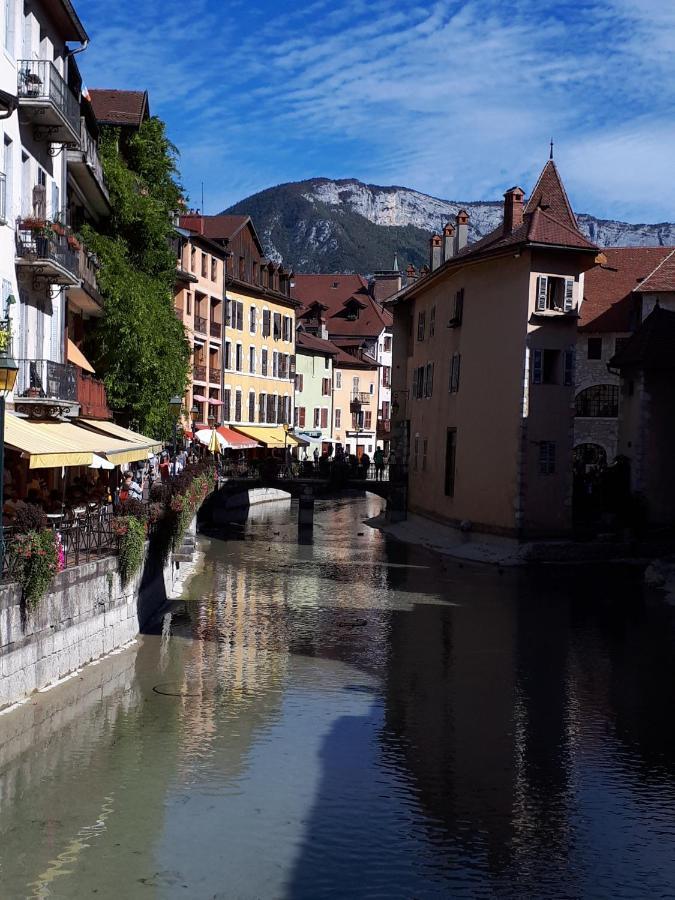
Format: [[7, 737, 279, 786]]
[[1, 495, 675, 898]]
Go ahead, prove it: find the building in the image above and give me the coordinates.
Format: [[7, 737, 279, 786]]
[[576, 247, 675, 469], [293, 273, 392, 451], [176, 214, 300, 448], [294, 331, 336, 456], [388, 159, 598, 538], [330, 343, 379, 459]]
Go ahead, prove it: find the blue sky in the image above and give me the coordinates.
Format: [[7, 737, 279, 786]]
[[78, 0, 675, 223]]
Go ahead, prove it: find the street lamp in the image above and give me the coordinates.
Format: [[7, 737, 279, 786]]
[[0, 333, 18, 576], [169, 395, 182, 475]]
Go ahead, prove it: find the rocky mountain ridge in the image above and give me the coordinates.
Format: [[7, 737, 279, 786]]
[[225, 178, 675, 274]]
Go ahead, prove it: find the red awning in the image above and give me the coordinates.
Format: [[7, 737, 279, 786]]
[[217, 426, 260, 449]]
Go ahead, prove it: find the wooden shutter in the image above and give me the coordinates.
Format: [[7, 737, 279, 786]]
[[259, 393, 266, 422], [299, 407, 305, 427], [314, 407, 320, 427], [321, 408, 328, 428], [532, 349, 543, 384], [536, 276, 548, 312], [563, 278, 574, 312]]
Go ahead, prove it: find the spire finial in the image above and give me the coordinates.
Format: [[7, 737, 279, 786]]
[[549, 138, 554, 160], [393, 252, 399, 271]]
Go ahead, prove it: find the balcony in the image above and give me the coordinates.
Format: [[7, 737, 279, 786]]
[[17, 59, 80, 145], [210, 321, 222, 339], [194, 315, 207, 335], [14, 359, 77, 419], [209, 367, 221, 385], [67, 245, 103, 314], [350, 391, 371, 406], [67, 118, 110, 217], [193, 364, 207, 382], [76, 369, 112, 420], [16, 223, 80, 285]]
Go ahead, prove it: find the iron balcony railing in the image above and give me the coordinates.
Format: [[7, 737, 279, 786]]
[[193, 364, 207, 382], [17, 359, 77, 402], [208, 367, 221, 385], [350, 391, 371, 406], [16, 226, 79, 280], [17, 59, 80, 136], [78, 117, 109, 198]]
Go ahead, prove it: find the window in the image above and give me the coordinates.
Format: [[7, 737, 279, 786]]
[[4, 0, 15, 54], [262, 309, 271, 337], [539, 441, 556, 475], [322, 377, 331, 396], [248, 391, 255, 422], [449, 353, 461, 393], [186, 293, 192, 316], [297, 406, 306, 427], [575, 384, 619, 418], [259, 393, 266, 423], [235, 343, 243, 372], [532, 349, 560, 385], [352, 376, 360, 392], [535, 275, 575, 313], [2, 135, 12, 223], [234, 301, 244, 330], [283, 316, 292, 341], [430, 306, 436, 338], [563, 348, 575, 387], [384, 335, 392, 353], [250, 306, 257, 334], [335, 408, 341, 428], [324, 356, 330, 369], [382, 366, 391, 387], [414, 436, 419, 471], [277, 395, 285, 424], [261, 348, 268, 376], [234, 390, 242, 422], [364, 411, 372, 430], [224, 341, 231, 369], [313, 407, 320, 427], [381, 400, 390, 420], [412, 366, 425, 399], [615, 336, 630, 355], [450, 289, 464, 326], [417, 311, 426, 341], [190, 246, 196, 272], [369, 382, 374, 395], [273, 312, 282, 340], [201, 253, 208, 278], [321, 408, 328, 429], [249, 346, 256, 374], [424, 362, 434, 398], [295, 373, 304, 392], [267, 394, 276, 424], [211, 257, 217, 281], [223, 389, 231, 421], [422, 439, 428, 471], [273, 351, 278, 378], [335, 371, 342, 389], [587, 337, 602, 360], [445, 429, 457, 496]]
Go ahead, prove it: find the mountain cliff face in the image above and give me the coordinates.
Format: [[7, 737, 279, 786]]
[[225, 178, 675, 274]]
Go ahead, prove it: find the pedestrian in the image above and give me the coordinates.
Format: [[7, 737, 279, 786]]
[[373, 447, 385, 481], [313, 446, 320, 470], [159, 454, 171, 482]]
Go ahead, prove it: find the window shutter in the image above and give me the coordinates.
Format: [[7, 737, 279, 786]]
[[321, 408, 328, 428], [563, 348, 575, 386], [532, 349, 543, 384], [299, 407, 305, 427], [536, 276, 548, 312], [429, 362, 434, 397], [563, 278, 574, 312]]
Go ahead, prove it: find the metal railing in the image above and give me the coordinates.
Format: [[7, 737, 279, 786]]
[[194, 315, 207, 334], [351, 391, 371, 406], [16, 226, 79, 279], [16, 359, 77, 402], [208, 367, 221, 384], [17, 59, 80, 135], [193, 364, 207, 382], [76, 245, 100, 296], [78, 117, 109, 197], [210, 321, 222, 338]]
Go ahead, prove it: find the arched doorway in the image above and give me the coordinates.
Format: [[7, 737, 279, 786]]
[[573, 443, 607, 470], [573, 443, 608, 530]]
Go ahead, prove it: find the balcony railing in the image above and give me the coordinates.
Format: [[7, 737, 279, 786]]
[[17, 59, 80, 143], [209, 367, 221, 385], [210, 321, 222, 338], [194, 316, 207, 334], [16, 224, 79, 284], [76, 369, 112, 420], [351, 392, 371, 406], [76, 245, 101, 297], [16, 359, 77, 402], [78, 118, 108, 197], [193, 364, 207, 382]]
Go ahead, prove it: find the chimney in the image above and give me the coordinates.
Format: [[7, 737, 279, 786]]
[[443, 222, 455, 261], [372, 270, 403, 302], [454, 210, 469, 253], [406, 264, 417, 284], [503, 186, 524, 235], [179, 212, 205, 234], [429, 234, 442, 271]]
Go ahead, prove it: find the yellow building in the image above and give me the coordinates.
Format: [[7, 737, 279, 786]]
[[175, 214, 300, 446]]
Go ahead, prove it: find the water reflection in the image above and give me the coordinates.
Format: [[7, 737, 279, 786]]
[[2, 497, 675, 897]]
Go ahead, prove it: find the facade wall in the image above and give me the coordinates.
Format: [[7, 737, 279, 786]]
[[332, 364, 379, 456], [573, 330, 626, 463], [294, 348, 333, 453]]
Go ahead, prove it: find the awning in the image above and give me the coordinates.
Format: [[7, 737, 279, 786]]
[[217, 426, 260, 450], [232, 425, 302, 448], [78, 419, 163, 455], [89, 454, 115, 470], [37, 421, 154, 465], [66, 338, 96, 374], [4, 414, 94, 469]]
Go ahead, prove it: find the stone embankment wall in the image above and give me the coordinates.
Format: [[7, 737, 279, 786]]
[[0, 517, 197, 712]]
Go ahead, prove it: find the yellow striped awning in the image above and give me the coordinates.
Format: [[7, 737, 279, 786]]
[[4, 414, 94, 469], [232, 425, 302, 448], [35, 421, 153, 465], [79, 419, 162, 454]]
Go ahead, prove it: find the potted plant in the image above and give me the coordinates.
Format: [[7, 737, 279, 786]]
[[20, 216, 47, 231], [0, 320, 11, 353]]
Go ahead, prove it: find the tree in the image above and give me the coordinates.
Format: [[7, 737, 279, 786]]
[[81, 117, 189, 438]]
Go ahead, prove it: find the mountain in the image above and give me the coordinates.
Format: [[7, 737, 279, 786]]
[[224, 178, 675, 274]]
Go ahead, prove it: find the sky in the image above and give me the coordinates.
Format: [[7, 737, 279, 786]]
[[78, 0, 675, 224]]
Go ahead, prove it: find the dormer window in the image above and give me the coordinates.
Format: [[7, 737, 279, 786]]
[[345, 300, 359, 321], [536, 275, 574, 313]]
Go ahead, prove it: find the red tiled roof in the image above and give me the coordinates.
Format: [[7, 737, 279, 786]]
[[88, 89, 149, 127], [580, 247, 675, 333], [293, 274, 392, 339], [636, 248, 675, 292], [524, 160, 578, 230], [611, 306, 675, 370], [295, 332, 338, 355], [180, 214, 250, 242]]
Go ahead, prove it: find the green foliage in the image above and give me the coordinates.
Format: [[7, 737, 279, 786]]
[[9, 530, 60, 608], [81, 117, 189, 438], [168, 471, 215, 550], [115, 516, 147, 586]]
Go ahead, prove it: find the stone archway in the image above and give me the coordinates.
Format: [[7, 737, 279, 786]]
[[573, 443, 607, 469]]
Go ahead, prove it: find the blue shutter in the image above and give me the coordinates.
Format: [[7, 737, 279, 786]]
[[536, 276, 548, 312], [563, 278, 575, 312]]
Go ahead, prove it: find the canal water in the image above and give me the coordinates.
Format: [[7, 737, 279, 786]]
[[1, 496, 675, 899]]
